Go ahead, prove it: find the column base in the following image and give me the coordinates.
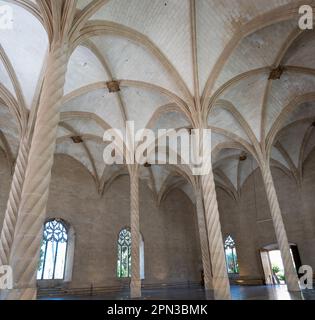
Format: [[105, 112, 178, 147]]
[[204, 289, 215, 300], [287, 281, 301, 292], [0, 287, 37, 300], [204, 279, 213, 291], [130, 280, 142, 299], [214, 289, 232, 300], [213, 278, 232, 300], [286, 271, 301, 292]]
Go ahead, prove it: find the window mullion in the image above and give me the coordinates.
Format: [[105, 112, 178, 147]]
[[52, 241, 59, 279], [41, 240, 48, 280]]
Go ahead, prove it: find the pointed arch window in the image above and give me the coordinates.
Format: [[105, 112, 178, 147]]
[[117, 228, 132, 278], [117, 228, 145, 279], [37, 219, 68, 280], [224, 235, 239, 274]]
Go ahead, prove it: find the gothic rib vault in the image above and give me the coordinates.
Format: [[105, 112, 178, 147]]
[[0, 0, 314, 299]]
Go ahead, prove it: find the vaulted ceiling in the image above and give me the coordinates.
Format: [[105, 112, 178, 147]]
[[0, 0, 315, 202]]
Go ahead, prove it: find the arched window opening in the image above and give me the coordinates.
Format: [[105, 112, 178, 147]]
[[224, 235, 239, 274], [117, 228, 131, 278], [117, 228, 144, 279], [37, 219, 68, 280]]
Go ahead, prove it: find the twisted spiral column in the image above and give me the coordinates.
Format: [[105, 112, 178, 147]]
[[130, 167, 141, 298], [196, 189, 213, 291], [201, 168, 231, 300], [0, 135, 29, 267], [260, 163, 300, 292], [4, 41, 69, 300]]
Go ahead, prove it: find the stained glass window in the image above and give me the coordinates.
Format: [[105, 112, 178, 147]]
[[117, 228, 132, 278], [224, 235, 239, 274], [37, 219, 68, 280]]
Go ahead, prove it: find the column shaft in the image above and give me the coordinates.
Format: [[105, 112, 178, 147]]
[[0, 135, 29, 267], [196, 190, 213, 291], [5, 41, 69, 300], [201, 170, 231, 300], [130, 168, 141, 298], [260, 164, 300, 292]]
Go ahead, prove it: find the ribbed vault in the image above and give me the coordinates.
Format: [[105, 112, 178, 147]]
[[0, 0, 315, 199]]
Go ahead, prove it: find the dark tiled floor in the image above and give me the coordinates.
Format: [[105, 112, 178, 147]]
[[39, 285, 315, 300]]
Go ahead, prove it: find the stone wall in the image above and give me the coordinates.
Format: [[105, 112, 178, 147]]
[[43, 154, 202, 290], [1, 148, 315, 290], [217, 149, 315, 282]]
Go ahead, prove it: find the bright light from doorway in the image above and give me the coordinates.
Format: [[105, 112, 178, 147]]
[[268, 249, 296, 285]]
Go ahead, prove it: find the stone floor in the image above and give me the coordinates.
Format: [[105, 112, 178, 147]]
[[39, 285, 315, 300]]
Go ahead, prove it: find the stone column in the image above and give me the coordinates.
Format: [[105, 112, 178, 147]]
[[4, 40, 69, 300], [130, 167, 141, 298], [260, 163, 300, 292], [0, 135, 29, 267], [195, 189, 213, 291], [201, 170, 231, 300]]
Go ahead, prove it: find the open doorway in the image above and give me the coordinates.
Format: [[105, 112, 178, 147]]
[[269, 250, 287, 285], [260, 244, 301, 286]]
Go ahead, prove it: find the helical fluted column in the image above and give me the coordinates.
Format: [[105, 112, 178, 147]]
[[4, 40, 69, 300], [0, 135, 30, 267], [195, 189, 213, 291], [201, 169, 231, 300], [260, 163, 300, 292], [130, 166, 141, 298]]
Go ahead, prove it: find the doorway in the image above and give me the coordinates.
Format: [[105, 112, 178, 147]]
[[260, 244, 301, 286]]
